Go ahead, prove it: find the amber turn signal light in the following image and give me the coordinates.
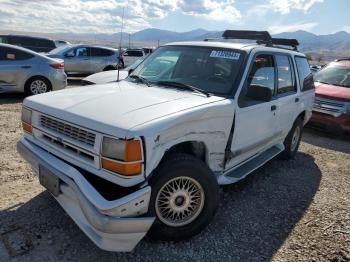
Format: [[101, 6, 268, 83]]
[[22, 121, 33, 134], [101, 158, 142, 176]]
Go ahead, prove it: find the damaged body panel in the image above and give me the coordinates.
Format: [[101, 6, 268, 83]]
[[17, 35, 314, 252]]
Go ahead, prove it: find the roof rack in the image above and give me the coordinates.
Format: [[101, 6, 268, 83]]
[[223, 30, 272, 43], [204, 30, 300, 51], [334, 58, 350, 62]]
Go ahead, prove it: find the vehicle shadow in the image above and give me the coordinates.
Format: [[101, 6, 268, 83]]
[[0, 152, 321, 261], [303, 127, 350, 154], [0, 93, 25, 105]]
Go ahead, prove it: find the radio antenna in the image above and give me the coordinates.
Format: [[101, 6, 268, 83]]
[[117, 5, 126, 82]]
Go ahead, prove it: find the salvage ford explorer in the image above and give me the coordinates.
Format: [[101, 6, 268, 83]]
[[17, 30, 315, 252]]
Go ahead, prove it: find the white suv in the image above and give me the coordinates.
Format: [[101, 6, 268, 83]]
[[17, 30, 315, 252]]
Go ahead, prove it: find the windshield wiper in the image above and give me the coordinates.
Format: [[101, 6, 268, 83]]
[[129, 75, 151, 86], [155, 81, 210, 97]]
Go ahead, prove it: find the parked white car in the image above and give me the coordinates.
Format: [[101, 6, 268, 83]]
[[17, 31, 314, 252]]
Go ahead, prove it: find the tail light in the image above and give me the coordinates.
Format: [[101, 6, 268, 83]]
[[50, 62, 64, 69]]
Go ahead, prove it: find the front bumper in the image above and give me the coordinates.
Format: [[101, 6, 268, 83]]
[[310, 111, 350, 132], [17, 138, 155, 252]]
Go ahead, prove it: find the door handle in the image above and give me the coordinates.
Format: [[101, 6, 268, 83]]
[[271, 105, 277, 111], [21, 65, 31, 69], [295, 97, 300, 103]]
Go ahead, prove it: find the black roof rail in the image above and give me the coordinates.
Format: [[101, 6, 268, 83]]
[[216, 30, 300, 51], [222, 30, 272, 44], [271, 38, 299, 51], [334, 58, 350, 62]]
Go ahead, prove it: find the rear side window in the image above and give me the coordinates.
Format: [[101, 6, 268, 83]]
[[0, 47, 34, 60], [91, 48, 114, 57], [276, 54, 296, 94], [295, 56, 315, 91]]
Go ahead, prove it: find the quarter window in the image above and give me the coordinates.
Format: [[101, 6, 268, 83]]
[[295, 56, 315, 91], [276, 55, 296, 94]]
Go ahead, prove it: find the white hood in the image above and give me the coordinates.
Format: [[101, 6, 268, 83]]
[[24, 81, 225, 137]]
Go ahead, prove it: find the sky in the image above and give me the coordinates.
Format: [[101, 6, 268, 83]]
[[0, 0, 349, 35]]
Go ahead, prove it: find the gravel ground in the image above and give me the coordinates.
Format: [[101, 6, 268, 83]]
[[0, 90, 349, 262]]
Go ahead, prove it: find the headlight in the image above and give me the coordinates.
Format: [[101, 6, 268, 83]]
[[21, 107, 32, 133], [101, 137, 143, 176]]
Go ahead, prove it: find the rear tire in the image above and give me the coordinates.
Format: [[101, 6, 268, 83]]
[[25, 77, 51, 96], [279, 118, 303, 160], [147, 153, 219, 241]]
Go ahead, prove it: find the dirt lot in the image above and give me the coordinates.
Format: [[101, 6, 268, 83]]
[[0, 92, 349, 262]]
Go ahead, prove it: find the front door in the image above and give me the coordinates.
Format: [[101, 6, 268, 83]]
[[226, 54, 279, 169], [64, 47, 91, 73]]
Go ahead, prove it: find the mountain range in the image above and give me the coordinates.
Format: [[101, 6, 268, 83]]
[[1, 28, 350, 62]]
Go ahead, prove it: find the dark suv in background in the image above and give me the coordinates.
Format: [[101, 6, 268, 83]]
[[0, 35, 57, 53]]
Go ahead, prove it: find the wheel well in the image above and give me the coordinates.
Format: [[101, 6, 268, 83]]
[[297, 111, 306, 123], [25, 75, 52, 90], [163, 141, 207, 163]]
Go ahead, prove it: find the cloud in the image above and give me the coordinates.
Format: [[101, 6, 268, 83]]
[[0, 0, 241, 33], [269, 0, 324, 14], [268, 22, 318, 34]]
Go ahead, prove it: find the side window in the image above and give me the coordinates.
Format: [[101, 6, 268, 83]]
[[91, 48, 114, 57], [74, 47, 88, 57], [0, 47, 33, 61], [295, 56, 315, 91], [240, 54, 275, 107], [276, 54, 296, 94]]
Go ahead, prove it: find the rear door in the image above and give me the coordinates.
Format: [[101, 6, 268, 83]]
[[90, 48, 115, 72], [64, 47, 91, 73], [226, 53, 279, 169], [0, 46, 34, 92], [274, 54, 299, 138]]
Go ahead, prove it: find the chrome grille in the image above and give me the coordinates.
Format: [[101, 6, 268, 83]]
[[313, 97, 346, 116], [40, 115, 96, 147]]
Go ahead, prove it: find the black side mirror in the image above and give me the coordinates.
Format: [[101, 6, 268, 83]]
[[246, 84, 272, 102], [128, 68, 134, 76]]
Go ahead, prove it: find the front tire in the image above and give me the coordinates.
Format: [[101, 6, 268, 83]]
[[147, 153, 219, 241], [279, 117, 303, 159]]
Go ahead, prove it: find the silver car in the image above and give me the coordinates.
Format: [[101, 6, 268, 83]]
[[0, 43, 67, 95], [47, 44, 121, 74], [81, 57, 145, 85]]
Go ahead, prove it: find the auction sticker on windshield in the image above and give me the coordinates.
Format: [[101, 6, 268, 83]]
[[210, 50, 240, 60]]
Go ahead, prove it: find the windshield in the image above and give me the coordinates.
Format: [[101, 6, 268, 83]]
[[129, 45, 246, 96], [48, 45, 72, 55], [314, 65, 350, 88]]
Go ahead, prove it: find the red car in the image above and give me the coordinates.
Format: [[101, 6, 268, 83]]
[[310, 59, 350, 133]]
